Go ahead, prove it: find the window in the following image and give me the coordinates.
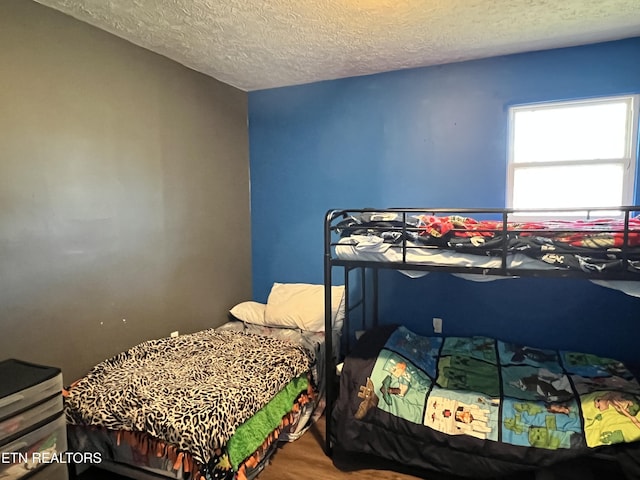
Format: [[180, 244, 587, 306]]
[[507, 95, 639, 217]]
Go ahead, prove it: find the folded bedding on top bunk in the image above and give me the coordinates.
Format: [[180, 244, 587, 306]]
[[335, 212, 640, 274], [332, 325, 640, 478], [336, 235, 555, 274], [65, 328, 314, 479]]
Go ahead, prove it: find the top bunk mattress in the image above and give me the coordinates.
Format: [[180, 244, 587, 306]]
[[328, 209, 640, 294]]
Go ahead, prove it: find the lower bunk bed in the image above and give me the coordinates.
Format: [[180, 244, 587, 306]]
[[65, 283, 343, 480], [331, 324, 640, 479]]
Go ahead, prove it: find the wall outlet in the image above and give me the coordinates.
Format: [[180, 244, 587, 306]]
[[170, 330, 179, 338], [432, 317, 443, 334]]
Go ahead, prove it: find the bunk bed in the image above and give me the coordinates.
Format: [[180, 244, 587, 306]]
[[323, 206, 640, 479]]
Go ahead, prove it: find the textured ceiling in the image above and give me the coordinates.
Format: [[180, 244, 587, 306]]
[[34, 0, 640, 91]]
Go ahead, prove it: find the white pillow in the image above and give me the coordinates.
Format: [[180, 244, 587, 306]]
[[264, 283, 345, 332], [229, 301, 266, 325]]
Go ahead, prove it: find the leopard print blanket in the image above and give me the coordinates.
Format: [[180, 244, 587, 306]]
[[64, 329, 312, 467]]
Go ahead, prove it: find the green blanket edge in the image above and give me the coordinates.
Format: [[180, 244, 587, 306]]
[[227, 375, 309, 469]]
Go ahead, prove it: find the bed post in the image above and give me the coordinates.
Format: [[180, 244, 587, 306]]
[[324, 209, 335, 455], [622, 207, 631, 272], [372, 268, 379, 327]]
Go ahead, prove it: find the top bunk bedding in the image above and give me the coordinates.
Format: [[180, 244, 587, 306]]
[[326, 207, 640, 294]]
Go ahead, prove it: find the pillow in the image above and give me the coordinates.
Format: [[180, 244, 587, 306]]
[[229, 301, 266, 325], [264, 283, 345, 332]]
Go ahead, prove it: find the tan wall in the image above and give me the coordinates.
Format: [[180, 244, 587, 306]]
[[0, 0, 252, 382]]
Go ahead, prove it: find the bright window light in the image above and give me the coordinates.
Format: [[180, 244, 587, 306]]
[[507, 96, 638, 217]]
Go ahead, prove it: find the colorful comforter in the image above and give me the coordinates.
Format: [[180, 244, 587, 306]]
[[336, 212, 640, 273], [332, 325, 640, 477], [64, 329, 313, 478]]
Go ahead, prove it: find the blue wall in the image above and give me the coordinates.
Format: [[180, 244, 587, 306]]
[[248, 38, 640, 364]]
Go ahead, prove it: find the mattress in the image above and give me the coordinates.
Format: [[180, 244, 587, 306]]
[[332, 325, 640, 478], [215, 319, 332, 440], [68, 375, 313, 480], [334, 210, 640, 296], [65, 328, 315, 480]]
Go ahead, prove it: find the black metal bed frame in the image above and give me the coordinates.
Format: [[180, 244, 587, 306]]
[[322, 205, 640, 455]]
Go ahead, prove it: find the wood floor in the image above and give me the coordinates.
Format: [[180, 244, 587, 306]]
[[257, 416, 428, 480]]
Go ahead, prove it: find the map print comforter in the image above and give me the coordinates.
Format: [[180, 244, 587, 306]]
[[333, 325, 640, 477]]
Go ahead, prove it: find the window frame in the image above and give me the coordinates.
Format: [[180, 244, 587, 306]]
[[506, 94, 639, 219]]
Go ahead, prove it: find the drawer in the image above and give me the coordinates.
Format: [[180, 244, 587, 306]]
[[0, 414, 67, 480], [0, 395, 63, 445], [0, 360, 62, 421]]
